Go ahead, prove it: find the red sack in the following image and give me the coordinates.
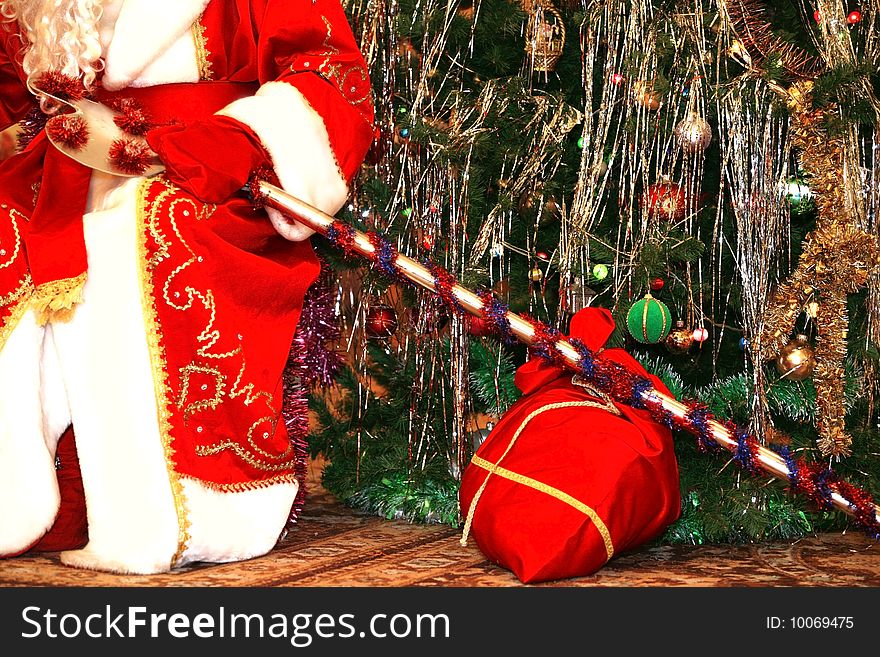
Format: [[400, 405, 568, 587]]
[[459, 308, 680, 583]]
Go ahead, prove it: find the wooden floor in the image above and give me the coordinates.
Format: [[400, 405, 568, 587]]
[[2, 461, 879, 587]]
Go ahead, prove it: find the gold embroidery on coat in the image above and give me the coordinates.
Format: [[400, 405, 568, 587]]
[[294, 15, 371, 109], [177, 364, 226, 420], [145, 178, 289, 479], [0, 208, 24, 269], [0, 275, 34, 352]]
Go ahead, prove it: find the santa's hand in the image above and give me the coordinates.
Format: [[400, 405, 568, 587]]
[[146, 116, 270, 204], [266, 208, 316, 241]]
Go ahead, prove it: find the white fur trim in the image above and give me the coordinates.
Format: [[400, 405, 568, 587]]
[[218, 81, 350, 241], [52, 178, 181, 574], [178, 479, 297, 565], [49, 177, 298, 573], [0, 311, 67, 556], [101, 0, 207, 91]]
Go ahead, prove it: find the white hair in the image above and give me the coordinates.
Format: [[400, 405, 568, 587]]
[[1, 0, 104, 93]]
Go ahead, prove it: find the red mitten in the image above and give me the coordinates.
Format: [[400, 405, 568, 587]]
[[146, 115, 271, 204]]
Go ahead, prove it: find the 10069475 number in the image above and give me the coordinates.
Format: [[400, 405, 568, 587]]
[[766, 616, 854, 630]]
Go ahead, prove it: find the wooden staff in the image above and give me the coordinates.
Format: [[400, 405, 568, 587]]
[[259, 180, 879, 529]]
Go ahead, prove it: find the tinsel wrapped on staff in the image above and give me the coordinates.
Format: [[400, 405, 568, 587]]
[[253, 180, 880, 539]]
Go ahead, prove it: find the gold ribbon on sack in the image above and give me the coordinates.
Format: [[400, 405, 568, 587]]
[[459, 388, 620, 562]]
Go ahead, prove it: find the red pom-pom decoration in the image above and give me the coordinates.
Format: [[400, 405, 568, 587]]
[[365, 304, 398, 339], [642, 180, 688, 221], [46, 114, 89, 151], [112, 99, 153, 136], [848, 10, 862, 24], [108, 138, 153, 175], [33, 71, 85, 101]]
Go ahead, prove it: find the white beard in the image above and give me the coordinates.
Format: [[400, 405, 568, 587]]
[[2, 0, 104, 87]]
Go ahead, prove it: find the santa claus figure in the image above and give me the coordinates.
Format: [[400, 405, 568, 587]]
[[0, 0, 373, 573]]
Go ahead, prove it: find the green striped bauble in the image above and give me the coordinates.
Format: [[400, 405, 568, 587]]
[[626, 293, 672, 344]]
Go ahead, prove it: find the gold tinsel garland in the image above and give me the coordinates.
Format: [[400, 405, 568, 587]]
[[759, 81, 880, 457]]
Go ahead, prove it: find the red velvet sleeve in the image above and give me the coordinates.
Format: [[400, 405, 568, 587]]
[[0, 22, 32, 132], [257, 0, 375, 182]]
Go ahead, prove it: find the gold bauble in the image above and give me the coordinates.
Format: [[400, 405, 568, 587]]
[[539, 195, 562, 225], [633, 81, 661, 110], [664, 320, 694, 355], [674, 113, 712, 153], [529, 266, 544, 282], [775, 334, 815, 381], [518, 188, 540, 214]]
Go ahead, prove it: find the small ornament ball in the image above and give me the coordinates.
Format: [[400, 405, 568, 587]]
[[664, 321, 694, 355], [626, 293, 672, 344], [775, 334, 816, 381], [674, 113, 712, 153], [365, 304, 398, 339], [592, 263, 609, 280], [650, 276, 665, 292], [848, 10, 862, 24], [529, 266, 544, 283], [643, 179, 688, 221], [692, 326, 709, 343], [469, 315, 493, 337]]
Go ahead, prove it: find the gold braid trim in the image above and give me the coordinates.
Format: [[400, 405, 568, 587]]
[[31, 272, 86, 325], [191, 14, 214, 81], [179, 473, 299, 493], [0, 275, 34, 352], [460, 399, 618, 563], [137, 180, 192, 566]]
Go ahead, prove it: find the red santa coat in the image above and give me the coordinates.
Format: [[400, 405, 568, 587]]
[[0, 0, 373, 572]]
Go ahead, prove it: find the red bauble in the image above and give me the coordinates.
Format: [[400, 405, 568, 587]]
[[365, 304, 398, 338], [364, 126, 388, 166], [469, 315, 493, 337], [643, 180, 688, 221], [848, 10, 862, 24], [813, 10, 821, 22], [650, 276, 665, 292]]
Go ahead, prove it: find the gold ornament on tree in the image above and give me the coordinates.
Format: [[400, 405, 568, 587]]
[[774, 334, 816, 382], [523, 0, 565, 73], [726, 0, 880, 457], [664, 320, 695, 355], [632, 80, 662, 111], [757, 81, 880, 457], [675, 113, 712, 153]]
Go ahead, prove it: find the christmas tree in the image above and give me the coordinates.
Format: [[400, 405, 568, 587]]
[[302, 0, 880, 544]]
